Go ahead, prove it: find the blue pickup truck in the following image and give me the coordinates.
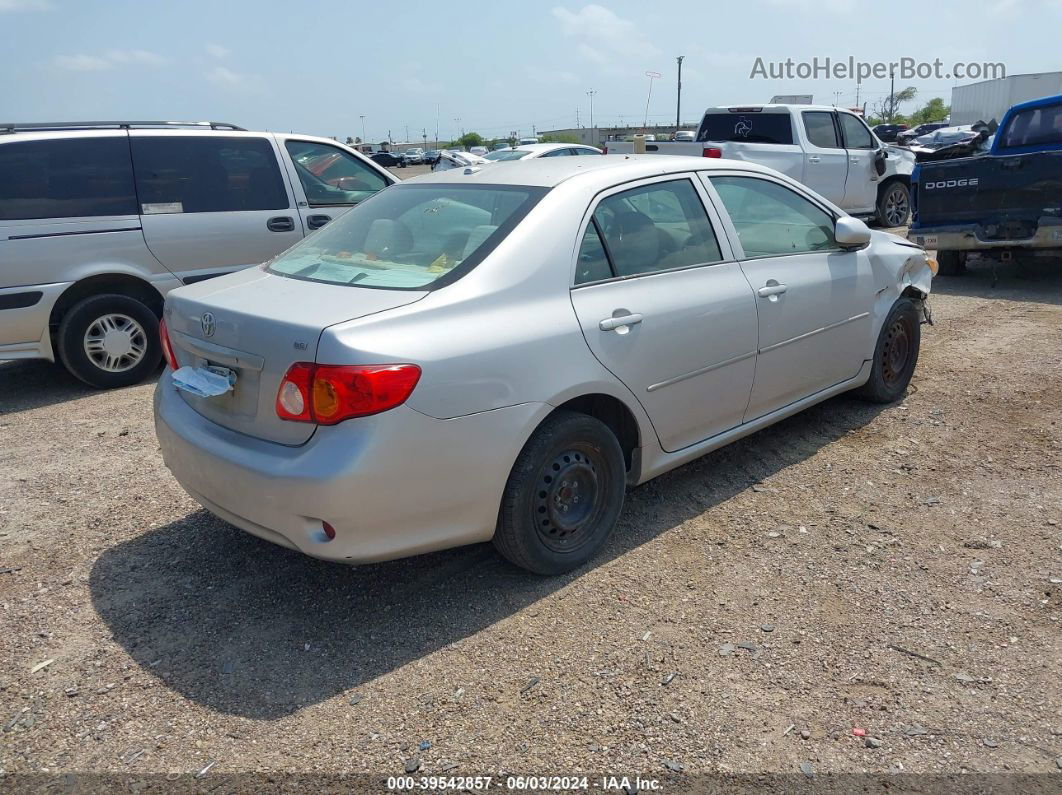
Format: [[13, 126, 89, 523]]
[[908, 94, 1062, 275]]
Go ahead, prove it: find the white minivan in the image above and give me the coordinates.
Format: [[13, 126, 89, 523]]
[[0, 120, 396, 387]]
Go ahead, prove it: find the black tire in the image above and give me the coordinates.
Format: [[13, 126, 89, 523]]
[[936, 250, 967, 276], [854, 298, 921, 404], [875, 180, 910, 227], [494, 410, 626, 575], [56, 293, 161, 389]]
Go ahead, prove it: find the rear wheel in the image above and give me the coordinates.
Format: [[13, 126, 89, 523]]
[[494, 410, 626, 575], [875, 181, 910, 227], [57, 294, 161, 389], [854, 298, 921, 404], [937, 250, 967, 276]]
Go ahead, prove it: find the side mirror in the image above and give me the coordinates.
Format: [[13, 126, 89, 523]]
[[835, 216, 871, 249], [874, 148, 887, 176]]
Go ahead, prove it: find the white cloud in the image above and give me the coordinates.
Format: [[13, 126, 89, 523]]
[[526, 66, 578, 85], [206, 44, 230, 59], [401, 75, 441, 93], [0, 0, 51, 10], [54, 49, 169, 71], [205, 65, 265, 94], [552, 4, 659, 69]]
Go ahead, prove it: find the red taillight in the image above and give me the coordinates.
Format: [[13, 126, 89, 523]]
[[159, 317, 178, 370], [276, 363, 421, 425], [702, 147, 723, 158]]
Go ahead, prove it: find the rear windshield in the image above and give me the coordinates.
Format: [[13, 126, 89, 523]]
[[267, 183, 547, 290], [697, 112, 794, 145], [485, 149, 532, 161]]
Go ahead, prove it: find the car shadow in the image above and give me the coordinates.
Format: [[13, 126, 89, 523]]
[[931, 255, 1062, 306], [90, 394, 887, 720], [0, 359, 160, 414]]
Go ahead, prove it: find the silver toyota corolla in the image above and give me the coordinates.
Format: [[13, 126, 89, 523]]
[[154, 156, 936, 574]]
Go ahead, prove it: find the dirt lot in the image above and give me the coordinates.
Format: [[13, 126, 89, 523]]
[[1, 258, 1061, 785]]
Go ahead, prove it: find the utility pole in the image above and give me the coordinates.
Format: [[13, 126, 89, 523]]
[[676, 56, 684, 128], [888, 65, 895, 122], [643, 71, 661, 129], [854, 83, 861, 108], [587, 88, 596, 132], [360, 115, 366, 143], [575, 107, 580, 127], [454, 117, 462, 137], [405, 124, 409, 143], [435, 103, 440, 145]]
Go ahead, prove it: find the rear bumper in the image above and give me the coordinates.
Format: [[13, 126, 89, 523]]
[[910, 219, 1062, 252], [153, 370, 548, 563], [0, 282, 69, 362]]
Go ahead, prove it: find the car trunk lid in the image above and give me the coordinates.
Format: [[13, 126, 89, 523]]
[[165, 268, 426, 444]]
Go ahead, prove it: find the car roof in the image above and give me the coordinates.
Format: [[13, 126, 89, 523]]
[[403, 153, 779, 189], [513, 143, 595, 154], [705, 103, 863, 115]]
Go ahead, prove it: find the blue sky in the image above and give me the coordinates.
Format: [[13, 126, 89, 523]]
[[2, 0, 1059, 142]]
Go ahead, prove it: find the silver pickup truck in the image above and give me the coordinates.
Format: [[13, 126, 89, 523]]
[[606, 104, 915, 227]]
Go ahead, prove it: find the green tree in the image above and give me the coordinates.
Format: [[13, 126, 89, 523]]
[[456, 131, 484, 149], [873, 85, 917, 123], [908, 97, 950, 126], [345, 136, 355, 145], [539, 132, 581, 144]]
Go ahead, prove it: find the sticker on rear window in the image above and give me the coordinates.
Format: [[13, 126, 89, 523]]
[[142, 202, 183, 214]]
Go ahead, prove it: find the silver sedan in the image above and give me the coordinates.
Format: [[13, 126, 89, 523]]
[[154, 156, 936, 574]]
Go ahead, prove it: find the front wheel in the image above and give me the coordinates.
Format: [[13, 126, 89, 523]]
[[875, 181, 910, 227], [494, 410, 626, 575], [854, 298, 921, 404], [56, 293, 161, 389]]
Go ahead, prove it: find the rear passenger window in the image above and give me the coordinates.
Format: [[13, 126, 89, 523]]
[[575, 222, 612, 284], [803, 112, 840, 148], [130, 136, 288, 214], [591, 179, 723, 278], [0, 137, 137, 220]]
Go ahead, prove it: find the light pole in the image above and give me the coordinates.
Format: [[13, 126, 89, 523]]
[[454, 117, 463, 138], [587, 89, 596, 143], [643, 71, 661, 129], [360, 115, 366, 143], [676, 56, 684, 128]]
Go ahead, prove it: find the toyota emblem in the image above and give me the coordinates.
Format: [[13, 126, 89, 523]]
[[201, 312, 216, 337]]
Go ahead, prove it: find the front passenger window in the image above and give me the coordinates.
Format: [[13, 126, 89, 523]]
[[284, 140, 389, 206], [710, 176, 838, 257]]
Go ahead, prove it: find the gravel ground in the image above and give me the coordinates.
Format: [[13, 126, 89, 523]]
[[1, 253, 1060, 784]]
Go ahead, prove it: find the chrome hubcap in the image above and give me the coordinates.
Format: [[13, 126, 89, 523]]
[[885, 188, 909, 226], [83, 313, 147, 373]]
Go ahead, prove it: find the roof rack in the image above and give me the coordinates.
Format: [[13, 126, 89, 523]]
[[0, 120, 246, 134]]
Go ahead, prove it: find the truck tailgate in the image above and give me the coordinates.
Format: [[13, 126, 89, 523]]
[[915, 150, 1062, 239]]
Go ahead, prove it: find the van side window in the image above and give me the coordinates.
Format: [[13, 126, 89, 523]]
[[284, 140, 390, 206], [130, 136, 288, 214], [0, 137, 137, 221]]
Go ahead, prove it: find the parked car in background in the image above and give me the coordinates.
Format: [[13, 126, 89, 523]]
[[906, 126, 981, 158], [896, 122, 948, 146], [605, 104, 916, 226], [873, 123, 909, 142], [673, 130, 695, 141], [155, 155, 934, 575], [403, 147, 425, 165], [0, 120, 395, 387], [518, 136, 540, 145], [430, 150, 491, 171], [910, 93, 1062, 275], [370, 151, 406, 168], [493, 141, 514, 150], [469, 146, 489, 157], [483, 143, 603, 161]]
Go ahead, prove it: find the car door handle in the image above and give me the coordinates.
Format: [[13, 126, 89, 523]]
[[266, 216, 295, 232], [307, 214, 331, 230], [807, 156, 821, 163], [757, 283, 788, 297], [599, 313, 643, 331]]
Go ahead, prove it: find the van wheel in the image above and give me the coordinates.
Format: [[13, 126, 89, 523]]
[[937, 250, 967, 276], [494, 410, 626, 575], [57, 294, 161, 389], [854, 298, 920, 404], [875, 181, 910, 227]]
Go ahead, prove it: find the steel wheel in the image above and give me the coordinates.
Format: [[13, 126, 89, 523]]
[[83, 313, 148, 373], [881, 317, 912, 387], [534, 446, 607, 553], [883, 185, 909, 227]]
